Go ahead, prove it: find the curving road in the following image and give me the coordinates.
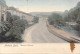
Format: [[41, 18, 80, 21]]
[[22, 18, 67, 43]]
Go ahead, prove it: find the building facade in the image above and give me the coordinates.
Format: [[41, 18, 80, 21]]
[[0, 0, 7, 22], [7, 7, 34, 24]]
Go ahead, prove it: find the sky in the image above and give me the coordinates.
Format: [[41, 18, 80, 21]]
[[5, 0, 80, 13]]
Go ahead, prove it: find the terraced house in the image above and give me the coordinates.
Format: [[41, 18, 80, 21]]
[[7, 7, 34, 24], [0, 0, 34, 24], [0, 0, 7, 22]]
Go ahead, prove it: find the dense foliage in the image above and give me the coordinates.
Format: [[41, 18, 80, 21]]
[[33, 16, 39, 23], [48, 13, 65, 28], [0, 12, 28, 42], [48, 2, 80, 36]]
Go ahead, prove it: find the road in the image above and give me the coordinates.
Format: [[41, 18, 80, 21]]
[[22, 18, 67, 43]]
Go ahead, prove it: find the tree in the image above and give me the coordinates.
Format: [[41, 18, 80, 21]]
[[0, 22, 11, 42], [0, 13, 28, 42], [77, 2, 80, 7], [5, 19, 28, 42], [33, 16, 39, 23], [48, 13, 65, 27]]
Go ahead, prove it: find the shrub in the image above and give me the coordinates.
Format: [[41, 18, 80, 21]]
[[33, 16, 39, 23], [0, 12, 28, 42], [48, 13, 65, 27]]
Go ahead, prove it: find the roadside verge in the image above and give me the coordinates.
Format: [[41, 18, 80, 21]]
[[46, 21, 80, 43]]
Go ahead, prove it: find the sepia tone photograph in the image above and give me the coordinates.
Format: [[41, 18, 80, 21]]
[[0, 0, 80, 54], [0, 0, 80, 43]]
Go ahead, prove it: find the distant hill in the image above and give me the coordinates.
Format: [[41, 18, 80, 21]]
[[30, 11, 63, 17], [30, 12, 52, 16]]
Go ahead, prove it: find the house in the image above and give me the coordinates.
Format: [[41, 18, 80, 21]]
[[0, 0, 7, 22], [7, 7, 34, 24], [7, 7, 21, 17], [20, 12, 34, 24]]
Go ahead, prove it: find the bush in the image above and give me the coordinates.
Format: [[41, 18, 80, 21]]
[[48, 13, 65, 27], [0, 22, 12, 42], [33, 16, 39, 23], [0, 12, 28, 42]]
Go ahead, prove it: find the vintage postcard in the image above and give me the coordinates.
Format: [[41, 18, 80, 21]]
[[0, 0, 80, 54]]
